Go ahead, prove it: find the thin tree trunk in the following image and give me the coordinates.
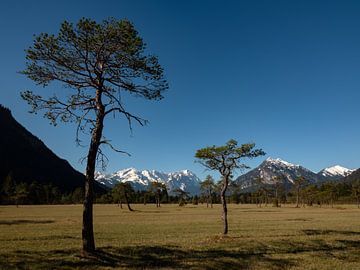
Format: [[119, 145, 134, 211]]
[[124, 192, 133, 211], [157, 190, 161, 207], [221, 176, 229, 235], [296, 186, 300, 208], [82, 89, 105, 254]]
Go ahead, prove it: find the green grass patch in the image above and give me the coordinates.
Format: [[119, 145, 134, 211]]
[[0, 204, 360, 269]]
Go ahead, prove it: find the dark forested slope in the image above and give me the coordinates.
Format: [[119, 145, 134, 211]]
[[0, 105, 105, 193]]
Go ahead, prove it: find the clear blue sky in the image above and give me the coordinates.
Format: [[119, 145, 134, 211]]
[[1, 0, 359, 179]]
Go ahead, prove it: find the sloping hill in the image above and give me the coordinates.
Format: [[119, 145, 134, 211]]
[[0, 104, 105, 193]]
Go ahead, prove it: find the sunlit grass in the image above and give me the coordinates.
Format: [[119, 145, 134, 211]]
[[0, 204, 360, 269]]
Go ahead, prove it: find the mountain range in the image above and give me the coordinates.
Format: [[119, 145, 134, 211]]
[[235, 157, 356, 191], [97, 158, 357, 195], [95, 168, 201, 195]]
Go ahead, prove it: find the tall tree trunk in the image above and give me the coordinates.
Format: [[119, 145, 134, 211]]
[[82, 89, 105, 254], [221, 176, 229, 235]]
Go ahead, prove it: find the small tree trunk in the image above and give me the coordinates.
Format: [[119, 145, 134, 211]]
[[220, 176, 229, 235], [124, 192, 133, 212], [157, 190, 161, 207], [296, 186, 300, 208]]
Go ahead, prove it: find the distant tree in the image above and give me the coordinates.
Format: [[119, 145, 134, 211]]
[[303, 184, 318, 206], [72, 187, 85, 203], [149, 182, 167, 207], [200, 175, 216, 208], [13, 183, 29, 207], [173, 188, 190, 206], [352, 180, 360, 208], [112, 182, 134, 211], [1, 172, 16, 203], [271, 175, 285, 207], [322, 182, 338, 208], [293, 176, 308, 208], [228, 180, 241, 204], [254, 177, 270, 207], [195, 139, 265, 234], [21, 18, 168, 253], [192, 195, 199, 205]]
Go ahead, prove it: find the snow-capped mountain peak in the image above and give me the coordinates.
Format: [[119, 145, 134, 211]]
[[265, 157, 299, 168], [95, 168, 201, 195], [236, 157, 357, 191], [319, 165, 355, 178]]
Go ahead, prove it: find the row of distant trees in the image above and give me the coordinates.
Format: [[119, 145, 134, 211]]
[[199, 175, 360, 208], [0, 172, 84, 205], [2, 173, 359, 208], [0, 173, 192, 206]]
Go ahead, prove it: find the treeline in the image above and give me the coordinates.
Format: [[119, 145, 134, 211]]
[[96, 182, 191, 206], [0, 173, 85, 205], [198, 178, 360, 208], [2, 173, 360, 208]]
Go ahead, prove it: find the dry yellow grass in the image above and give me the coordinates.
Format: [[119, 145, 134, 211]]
[[0, 203, 359, 269]]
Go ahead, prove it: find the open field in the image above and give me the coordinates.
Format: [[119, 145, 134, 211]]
[[0, 204, 360, 270]]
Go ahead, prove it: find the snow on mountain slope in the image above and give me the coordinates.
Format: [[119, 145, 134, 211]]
[[318, 165, 355, 180], [235, 157, 356, 191], [95, 168, 201, 195]]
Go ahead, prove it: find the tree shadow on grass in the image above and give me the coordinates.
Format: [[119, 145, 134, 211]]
[[0, 219, 54, 225], [0, 245, 295, 270], [302, 229, 360, 236], [2, 238, 360, 270]]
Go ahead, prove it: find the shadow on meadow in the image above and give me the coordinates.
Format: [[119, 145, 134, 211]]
[[302, 229, 360, 236], [1, 236, 360, 269], [0, 245, 294, 270], [0, 219, 54, 225]]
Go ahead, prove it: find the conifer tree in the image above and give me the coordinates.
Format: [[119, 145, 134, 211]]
[[21, 17, 168, 254], [195, 139, 265, 234]]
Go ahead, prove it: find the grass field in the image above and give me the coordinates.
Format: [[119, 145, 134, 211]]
[[0, 204, 360, 269]]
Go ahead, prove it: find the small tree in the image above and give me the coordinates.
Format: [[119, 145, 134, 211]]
[[21, 18, 168, 254], [173, 188, 190, 206], [293, 176, 308, 208], [200, 175, 215, 208], [195, 139, 265, 234], [352, 180, 360, 208], [112, 182, 134, 211], [149, 181, 167, 207], [13, 183, 29, 207], [272, 175, 285, 207]]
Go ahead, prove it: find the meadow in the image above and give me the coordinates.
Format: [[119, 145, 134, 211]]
[[0, 204, 360, 270]]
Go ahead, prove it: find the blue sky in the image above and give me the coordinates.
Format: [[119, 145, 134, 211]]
[[1, 0, 359, 179]]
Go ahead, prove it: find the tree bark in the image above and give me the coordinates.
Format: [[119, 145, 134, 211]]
[[220, 176, 229, 235], [82, 89, 105, 254]]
